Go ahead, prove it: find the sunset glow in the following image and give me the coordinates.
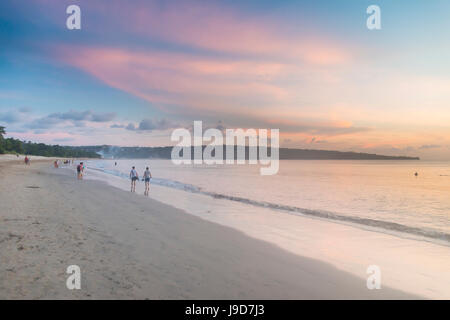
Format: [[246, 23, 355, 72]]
[[1, 0, 450, 159]]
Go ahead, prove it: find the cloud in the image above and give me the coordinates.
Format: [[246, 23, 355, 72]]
[[59, 47, 292, 115], [19, 107, 32, 113], [61, 0, 350, 65], [110, 123, 126, 128], [48, 110, 116, 122], [26, 110, 116, 130], [27, 116, 61, 129], [0, 111, 22, 123], [9, 1, 450, 159], [49, 110, 91, 121], [419, 144, 441, 150], [123, 119, 177, 132], [247, 116, 371, 137], [53, 0, 356, 137], [125, 123, 136, 131], [91, 112, 117, 122], [138, 119, 173, 131]]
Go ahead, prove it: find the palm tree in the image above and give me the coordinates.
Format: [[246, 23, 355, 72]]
[[0, 126, 5, 142], [0, 126, 5, 153]]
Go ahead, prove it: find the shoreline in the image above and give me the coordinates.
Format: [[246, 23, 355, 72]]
[[0, 160, 420, 299], [96, 167, 450, 245], [81, 159, 450, 299], [83, 158, 450, 246]]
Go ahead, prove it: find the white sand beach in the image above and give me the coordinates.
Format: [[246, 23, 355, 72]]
[[0, 158, 422, 299]]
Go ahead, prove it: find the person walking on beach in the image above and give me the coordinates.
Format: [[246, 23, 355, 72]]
[[77, 162, 81, 179], [130, 166, 139, 192], [24, 156, 29, 165], [77, 162, 84, 180], [143, 166, 152, 196], [81, 162, 85, 178]]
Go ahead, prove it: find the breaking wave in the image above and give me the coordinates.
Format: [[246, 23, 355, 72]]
[[87, 164, 450, 243]]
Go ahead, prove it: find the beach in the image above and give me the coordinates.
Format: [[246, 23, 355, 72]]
[[0, 158, 422, 299], [83, 159, 450, 299]]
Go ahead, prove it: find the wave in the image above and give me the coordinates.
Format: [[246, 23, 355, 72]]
[[87, 164, 450, 243]]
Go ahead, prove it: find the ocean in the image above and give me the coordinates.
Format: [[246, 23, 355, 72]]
[[72, 158, 450, 298], [81, 159, 450, 244]]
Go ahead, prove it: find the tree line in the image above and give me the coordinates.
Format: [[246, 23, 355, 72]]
[[0, 126, 100, 158]]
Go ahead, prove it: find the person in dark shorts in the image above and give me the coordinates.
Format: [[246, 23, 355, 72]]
[[143, 167, 152, 196], [77, 162, 84, 179], [130, 166, 139, 192], [77, 163, 81, 179]]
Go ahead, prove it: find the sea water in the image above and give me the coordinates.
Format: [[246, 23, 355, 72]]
[[76, 159, 450, 298], [83, 159, 450, 242]]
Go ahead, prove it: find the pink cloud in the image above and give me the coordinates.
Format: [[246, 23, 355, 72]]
[[125, 2, 351, 65], [44, 0, 351, 66], [58, 46, 292, 113], [40, 0, 355, 132]]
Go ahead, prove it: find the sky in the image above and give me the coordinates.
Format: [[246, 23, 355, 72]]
[[1, 0, 450, 160]]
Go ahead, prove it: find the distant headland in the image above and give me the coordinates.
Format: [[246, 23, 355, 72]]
[[74, 145, 420, 160]]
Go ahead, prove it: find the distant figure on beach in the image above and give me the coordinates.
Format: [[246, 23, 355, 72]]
[[24, 156, 30, 165], [130, 166, 139, 192], [54, 160, 59, 168], [143, 166, 152, 196], [414, 172, 418, 177], [115, 162, 117, 166], [77, 162, 84, 180]]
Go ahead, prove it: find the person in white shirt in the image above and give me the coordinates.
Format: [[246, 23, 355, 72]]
[[143, 167, 152, 196], [130, 166, 139, 192]]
